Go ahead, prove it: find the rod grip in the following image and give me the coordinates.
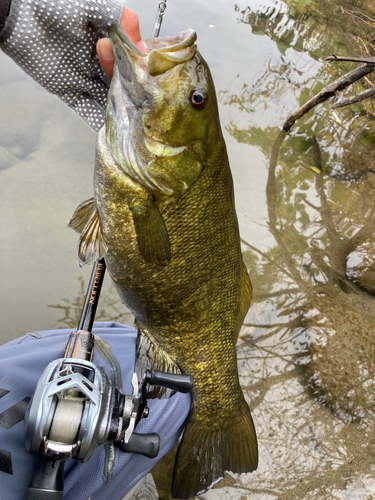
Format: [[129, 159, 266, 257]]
[[24, 458, 64, 500]]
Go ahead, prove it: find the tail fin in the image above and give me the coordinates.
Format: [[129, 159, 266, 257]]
[[171, 398, 258, 499]]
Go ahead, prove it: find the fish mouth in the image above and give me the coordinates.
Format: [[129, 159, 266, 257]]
[[109, 26, 147, 58], [144, 133, 187, 157], [109, 26, 197, 77]]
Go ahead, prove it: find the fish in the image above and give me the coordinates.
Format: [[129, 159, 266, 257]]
[[69, 25, 258, 499]]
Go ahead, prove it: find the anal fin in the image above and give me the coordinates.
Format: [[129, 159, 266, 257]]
[[130, 197, 171, 265], [136, 327, 180, 399], [68, 198, 107, 267]]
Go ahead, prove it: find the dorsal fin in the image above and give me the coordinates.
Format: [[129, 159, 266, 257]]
[[68, 198, 107, 267]]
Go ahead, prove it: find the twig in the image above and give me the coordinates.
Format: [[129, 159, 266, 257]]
[[341, 9, 375, 29], [325, 54, 375, 64], [332, 85, 375, 108], [356, 37, 372, 58], [363, 76, 373, 86], [342, 8, 375, 25], [283, 63, 375, 132]]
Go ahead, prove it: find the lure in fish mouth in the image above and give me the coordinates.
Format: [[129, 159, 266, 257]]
[[105, 26, 214, 197]]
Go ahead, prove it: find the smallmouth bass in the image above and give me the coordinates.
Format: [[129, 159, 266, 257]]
[[69, 26, 258, 499]]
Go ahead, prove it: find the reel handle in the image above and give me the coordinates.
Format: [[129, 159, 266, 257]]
[[146, 370, 193, 394], [118, 432, 160, 459], [24, 457, 64, 500]]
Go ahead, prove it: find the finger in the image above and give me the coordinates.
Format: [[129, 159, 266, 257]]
[[120, 7, 146, 54], [97, 7, 146, 81], [97, 37, 115, 81]]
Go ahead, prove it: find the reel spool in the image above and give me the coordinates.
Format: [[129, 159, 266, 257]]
[[25, 358, 115, 463]]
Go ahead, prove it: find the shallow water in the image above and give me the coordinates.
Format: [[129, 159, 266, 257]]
[[2, 0, 375, 498]]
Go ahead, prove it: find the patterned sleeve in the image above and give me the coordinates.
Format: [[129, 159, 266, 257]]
[[0, 0, 11, 29], [0, 0, 125, 130]]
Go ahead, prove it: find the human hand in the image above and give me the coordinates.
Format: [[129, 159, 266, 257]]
[[0, 0, 143, 130], [97, 7, 146, 81]]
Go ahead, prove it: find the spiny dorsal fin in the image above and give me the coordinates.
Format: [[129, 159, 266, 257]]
[[130, 197, 171, 265], [68, 198, 95, 233], [68, 198, 107, 267], [135, 326, 181, 399]]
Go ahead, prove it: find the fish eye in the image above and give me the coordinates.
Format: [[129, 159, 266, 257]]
[[190, 88, 207, 110]]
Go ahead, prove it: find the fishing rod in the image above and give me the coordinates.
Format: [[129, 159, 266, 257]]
[[23, 4, 192, 499]]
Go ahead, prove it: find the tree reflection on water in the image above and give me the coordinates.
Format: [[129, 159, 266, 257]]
[[234, 125, 375, 497], [48, 277, 134, 328], [214, 1, 375, 499]]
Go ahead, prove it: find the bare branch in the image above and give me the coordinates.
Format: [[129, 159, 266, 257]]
[[299, 195, 321, 212], [326, 54, 375, 64], [332, 85, 375, 108], [342, 8, 375, 25], [283, 63, 375, 132]]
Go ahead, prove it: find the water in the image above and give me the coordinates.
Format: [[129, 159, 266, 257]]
[[2, 0, 375, 498]]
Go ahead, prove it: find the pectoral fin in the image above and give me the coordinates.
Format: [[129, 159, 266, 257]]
[[136, 327, 180, 399], [68, 199, 107, 267], [68, 198, 95, 233], [130, 197, 171, 265]]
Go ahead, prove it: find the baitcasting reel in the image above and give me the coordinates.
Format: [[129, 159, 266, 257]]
[[24, 354, 192, 499], [25, 357, 192, 463]]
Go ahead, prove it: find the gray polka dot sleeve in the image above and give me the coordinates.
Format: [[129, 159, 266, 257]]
[[0, 0, 124, 131]]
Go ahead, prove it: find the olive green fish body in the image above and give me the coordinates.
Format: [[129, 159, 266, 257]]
[[70, 27, 258, 499], [96, 124, 242, 399]]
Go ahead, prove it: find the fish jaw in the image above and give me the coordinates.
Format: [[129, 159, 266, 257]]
[[109, 26, 197, 78], [144, 132, 187, 158]]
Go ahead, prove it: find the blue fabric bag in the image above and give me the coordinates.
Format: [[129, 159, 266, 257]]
[[0, 322, 191, 500]]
